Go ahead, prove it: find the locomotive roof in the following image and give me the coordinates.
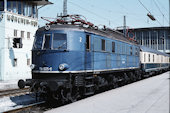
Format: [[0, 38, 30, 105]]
[[140, 46, 169, 57], [38, 24, 138, 46]]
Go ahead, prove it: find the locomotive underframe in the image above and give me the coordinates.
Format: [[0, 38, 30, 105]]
[[19, 68, 142, 103]]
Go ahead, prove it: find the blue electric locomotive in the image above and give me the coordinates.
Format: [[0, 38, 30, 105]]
[[18, 15, 141, 102]]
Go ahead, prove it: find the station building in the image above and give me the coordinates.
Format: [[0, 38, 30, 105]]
[[0, 0, 52, 81], [120, 27, 170, 55]]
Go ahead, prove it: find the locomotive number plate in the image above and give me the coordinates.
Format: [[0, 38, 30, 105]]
[[39, 67, 52, 71]]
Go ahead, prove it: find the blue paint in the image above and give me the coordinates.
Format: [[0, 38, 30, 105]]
[[33, 29, 140, 72]]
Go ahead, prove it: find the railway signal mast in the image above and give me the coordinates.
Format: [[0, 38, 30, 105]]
[[63, 0, 67, 21]]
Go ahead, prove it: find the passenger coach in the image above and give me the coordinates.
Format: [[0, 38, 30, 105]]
[[140, 46, 169, 76]]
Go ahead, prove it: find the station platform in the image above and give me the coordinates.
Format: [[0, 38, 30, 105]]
[[46, 71, 170, 113], [0, 80, 19, 91]]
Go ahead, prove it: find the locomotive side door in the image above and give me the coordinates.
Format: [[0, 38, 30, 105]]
[[84, 34, 92, 71]]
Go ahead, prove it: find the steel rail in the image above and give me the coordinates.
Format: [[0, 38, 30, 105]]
[[0, 88, 29, 97], [3, 101, 45, 113]]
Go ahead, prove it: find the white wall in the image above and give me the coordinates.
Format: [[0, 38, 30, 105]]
[[0, 11, 5, 80], [2, 11, 38, 80]]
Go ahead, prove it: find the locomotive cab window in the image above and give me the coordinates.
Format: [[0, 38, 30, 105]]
[[43, 34, 51, 49], [53, 33, 67, 50], [86, 35, 91, 50]]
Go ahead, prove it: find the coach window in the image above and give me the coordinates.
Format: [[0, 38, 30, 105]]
[[144, 53, 146, 62], [153, 55, 154, 62], [112, 42, 115, 53], [86, 35, 91, 50], [53, 33, 67, 50], [43, 34, 51, 49], [161, 56, 163, 62], [101, 39, 105, 51], [148, 54, 150, 62]]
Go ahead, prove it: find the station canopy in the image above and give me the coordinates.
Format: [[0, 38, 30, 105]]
[[7, 0, 53, 6]]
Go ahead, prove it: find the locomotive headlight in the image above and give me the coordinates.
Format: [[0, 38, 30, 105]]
[[59, 63, 69, 71], [30, 64, 35, 69]]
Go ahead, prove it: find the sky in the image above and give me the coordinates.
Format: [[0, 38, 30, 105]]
[[38, 0, 169, 29]]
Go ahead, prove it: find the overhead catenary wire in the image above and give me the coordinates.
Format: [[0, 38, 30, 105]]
[[138, 0, 163, 26], [68, 1, 118, 27], [68, 0, 151, 28], [138, 0, 151, 13], [153, 0, 169, 24], [156, 0, 169, 13]]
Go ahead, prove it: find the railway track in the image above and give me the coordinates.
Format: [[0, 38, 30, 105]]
[[3, 101, 46, 113], [0, 88, 30, 97]]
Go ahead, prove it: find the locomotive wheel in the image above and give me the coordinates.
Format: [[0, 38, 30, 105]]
[[123, 73, 130, 84], [112, 76, 118, 88], [129, 72, 136, 82], [68, 87, 81, 103], [69, 92, 79, 103], [137, 71, 142, 80]]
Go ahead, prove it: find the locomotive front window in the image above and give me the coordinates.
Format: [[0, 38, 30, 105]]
[[33, 34, 43, 49], [53, 33, 67, 50], [43, 34, 51, 49]]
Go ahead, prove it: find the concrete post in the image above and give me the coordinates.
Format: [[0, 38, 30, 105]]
[[4, 0, 7, 11]]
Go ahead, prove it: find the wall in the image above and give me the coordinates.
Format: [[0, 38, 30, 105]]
[[2, 11, 38, 80], [0, 11, 5, 81]]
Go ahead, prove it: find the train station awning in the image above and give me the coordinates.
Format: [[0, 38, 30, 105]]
[[31, 0, 53, 6], [7, 0, 53, 6]]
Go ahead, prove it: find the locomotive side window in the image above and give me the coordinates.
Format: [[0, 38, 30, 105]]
[[53, 33, 67, 50], [130, 46, 133, 55], [112, 42, 115, 53], [86, 35, 91, 50], [101, 39, 105, 51], [144, 53, 146, 62], [43, 34, 51, 49]]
